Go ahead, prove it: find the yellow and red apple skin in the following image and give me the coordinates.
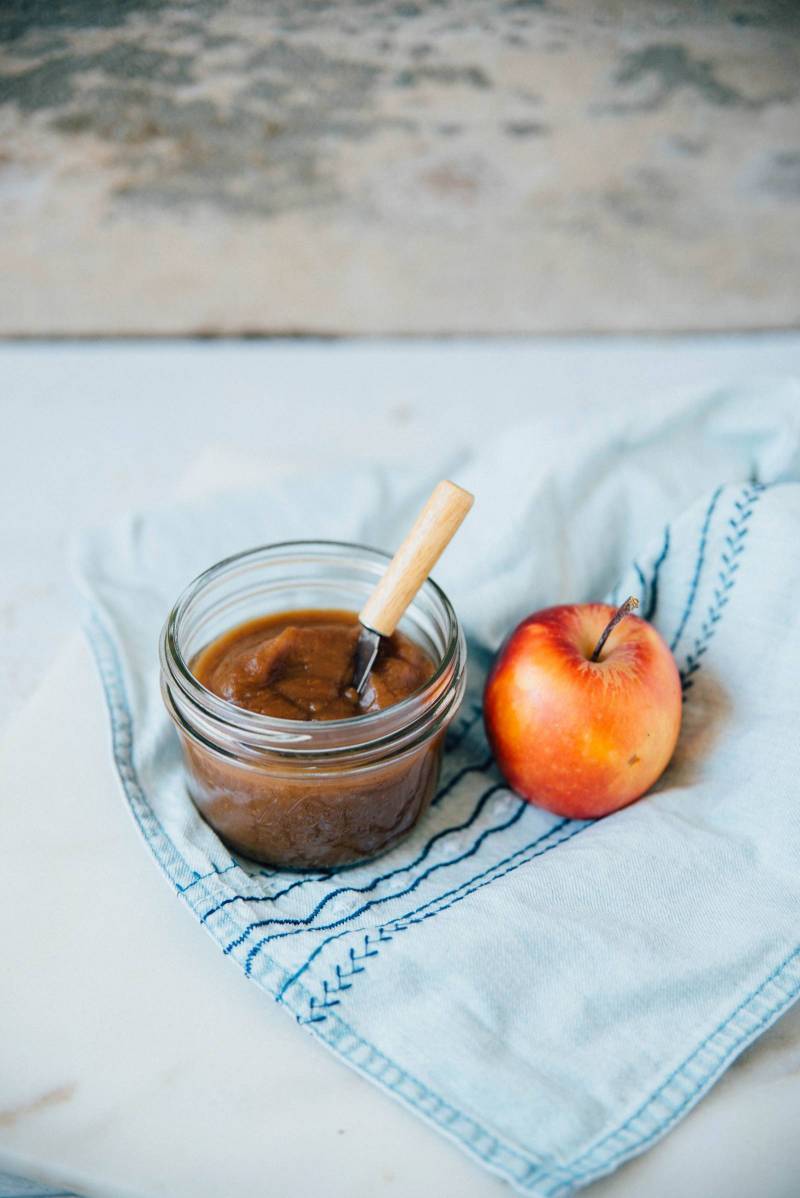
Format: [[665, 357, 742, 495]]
[[483, 604, 682, 819]]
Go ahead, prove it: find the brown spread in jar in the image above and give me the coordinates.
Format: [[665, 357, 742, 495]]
[[180, 609, 442, 869], [193, 609, 434, 720]]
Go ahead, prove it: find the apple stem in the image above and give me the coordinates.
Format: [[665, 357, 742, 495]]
[[590, 596, 640, 662]]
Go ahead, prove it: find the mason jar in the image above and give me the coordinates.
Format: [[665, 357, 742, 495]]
[[159, 541, 467, 869]]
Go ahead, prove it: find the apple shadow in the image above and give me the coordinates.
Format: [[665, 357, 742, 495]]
[[649, 668, 733, 796]]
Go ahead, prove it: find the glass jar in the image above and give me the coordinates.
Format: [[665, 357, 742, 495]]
[[159, 541, 467, 870]]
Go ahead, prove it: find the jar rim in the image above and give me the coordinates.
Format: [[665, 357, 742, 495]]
[[159, 539, 464, 757]]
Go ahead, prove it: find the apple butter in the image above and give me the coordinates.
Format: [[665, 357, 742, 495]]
[[160, 541, 467, 871], [180, 609, 444, 869], [192, 609, 434, 721]]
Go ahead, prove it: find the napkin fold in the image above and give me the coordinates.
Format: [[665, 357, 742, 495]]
[[75, 381, 800, 1195]]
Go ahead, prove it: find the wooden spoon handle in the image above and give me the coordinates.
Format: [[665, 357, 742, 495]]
[[359, 480, 474, 637]]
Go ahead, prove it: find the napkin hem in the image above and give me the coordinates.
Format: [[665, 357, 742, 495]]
[[545, 943, 800, 1193]]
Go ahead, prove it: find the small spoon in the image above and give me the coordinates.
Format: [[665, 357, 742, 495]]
[[353, 479, 474, 695]]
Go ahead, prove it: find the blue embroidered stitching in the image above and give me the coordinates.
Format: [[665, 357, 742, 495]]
[[432, 752, 494, 807], [670, 485, 724, 653], [681, 483, 763, 694], [633, 561, 647, 607], [178, 862, 238, 893], [217, 767, 501, 951], [239, 781, 522, 966], [202, 751, 494, 925], [287, 818, 586, 1013], [295, 934, 392, 1024], [201, 869, 334, 925], [644, 525, 671, 622]]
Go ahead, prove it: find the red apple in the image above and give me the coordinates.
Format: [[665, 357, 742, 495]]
[[483, 599, 682, 818]]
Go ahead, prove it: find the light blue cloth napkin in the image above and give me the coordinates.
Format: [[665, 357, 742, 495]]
[[0, 1176, 78, 1198], [75, 382, 800, 1195], [0, 1177, 78, 1198]]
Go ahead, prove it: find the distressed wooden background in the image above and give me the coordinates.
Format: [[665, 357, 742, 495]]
[[1, 1, 798, 335]]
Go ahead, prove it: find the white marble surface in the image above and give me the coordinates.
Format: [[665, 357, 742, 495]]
[[2, 337, 800, 1197]]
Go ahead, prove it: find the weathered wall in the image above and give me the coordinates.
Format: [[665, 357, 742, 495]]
[[1, 1, 798, 335]]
